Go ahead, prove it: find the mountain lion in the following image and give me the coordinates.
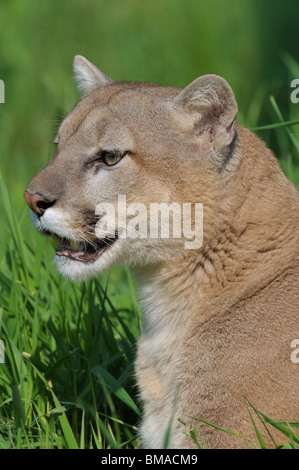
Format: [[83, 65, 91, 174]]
[[24, 56, 299, 448]]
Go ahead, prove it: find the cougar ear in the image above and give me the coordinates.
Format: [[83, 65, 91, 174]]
[[173, 75, 238, 149], [73, 55, 114, 95]]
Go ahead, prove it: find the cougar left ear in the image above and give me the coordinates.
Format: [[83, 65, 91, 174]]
[[73, 55, 114, 95], [173, 74, 238, 149]]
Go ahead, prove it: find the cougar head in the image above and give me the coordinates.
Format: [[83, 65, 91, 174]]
[[24, 55, 238, 281]]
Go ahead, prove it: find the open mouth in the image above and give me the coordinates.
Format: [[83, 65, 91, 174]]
[[52, 234, 117, 263]]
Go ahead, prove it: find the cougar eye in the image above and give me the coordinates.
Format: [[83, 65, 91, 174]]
[[88, 150, 129, 170], [103, 151, 124, 166]]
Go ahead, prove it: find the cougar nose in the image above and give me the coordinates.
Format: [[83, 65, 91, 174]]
[[24, 191, 55, 216]]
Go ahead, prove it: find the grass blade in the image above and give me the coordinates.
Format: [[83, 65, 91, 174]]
[[186, 415, 259, 449], [269, 95, 299, 156], [252, 118, 299, 131], [243, 398, 267, 449], [26, 359, 79, 449], [92, 365, 140, 417]]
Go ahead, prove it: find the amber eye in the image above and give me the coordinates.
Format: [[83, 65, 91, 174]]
[[103, 151, 124, 166]]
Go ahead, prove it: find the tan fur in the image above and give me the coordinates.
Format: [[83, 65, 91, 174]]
[[24, 56, 299, 449]]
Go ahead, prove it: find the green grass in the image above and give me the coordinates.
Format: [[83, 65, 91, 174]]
[[180, 398, 299, 449], [1, 0, 299, 450], [0, 170, 142, 449]]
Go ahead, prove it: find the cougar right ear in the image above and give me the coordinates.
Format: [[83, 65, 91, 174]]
[[174, 74, 238, 129], [73, 55, 114, 95], [172, 74, 238, 152]]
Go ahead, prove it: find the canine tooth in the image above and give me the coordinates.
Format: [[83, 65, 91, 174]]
[[69, 240, 80, 251], [52, 234, 63, 247]]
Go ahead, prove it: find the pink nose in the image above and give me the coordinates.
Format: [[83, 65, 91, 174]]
[[24, 191, 53, 216]]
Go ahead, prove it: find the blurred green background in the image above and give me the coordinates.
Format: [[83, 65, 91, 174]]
[[1, 0, 299, 202], [1, 0, 299, 448]]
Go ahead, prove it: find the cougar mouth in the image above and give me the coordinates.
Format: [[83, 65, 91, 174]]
[[52, 234, 117, 263]]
